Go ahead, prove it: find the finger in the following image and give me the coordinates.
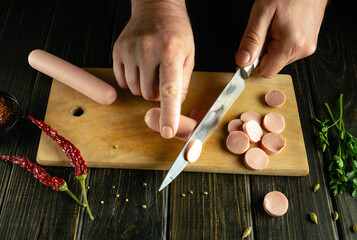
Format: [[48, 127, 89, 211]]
[[181, 54, 194, 103], [258, 39, 291, 78], [236, 2, 275, 67], [140, 64, 160, 101], [125, 63, 141, 96], [159, 59, 184, 139], [113, 43, 128, 89]]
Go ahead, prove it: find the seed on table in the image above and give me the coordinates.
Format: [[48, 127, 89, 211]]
[[87, 186, 90, 189], [100, 201, 104, 204], [189, 190, 193, 195], [113, 145, 119, 149], [203, 191, 208, 195], [333, 211, 339, 221], [313, 184, 320, 192], [143, 182, 147, 186], [353, 224, 357, 233], [181, 193, 186, 197], [309, 212, 318, 224], [142, 204, 147, 209], [112, 185, 115, 189], [242, 226, 252, 239], [125, 198, 129, 202], [116, 193, 120, 198]]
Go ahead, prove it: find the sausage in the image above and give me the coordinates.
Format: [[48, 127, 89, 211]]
[[263, 191, 289, 217], [189, 109, 208, 123], [28, 49, 117, 105], [263, 112, 286, 133], [265, 90, 286, 108], [260, 133, 286, 155], [227, 119, 243, 133], [240, 111, 262, 125], [242, 120, 263, 143], [185, 139, 202, 163], [145, 108, 198, 142], [226, 131, 250, 155], [244, 147, 268, 170]]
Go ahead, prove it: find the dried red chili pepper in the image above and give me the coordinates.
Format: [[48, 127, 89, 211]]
[[0, 155, 84, 207], [27, 115, 94, 220]]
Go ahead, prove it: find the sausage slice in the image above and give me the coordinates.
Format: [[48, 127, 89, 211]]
[[244, 147, 269, 170], [265, 90, 286, 108], [185, 139, 203, 163], [240, 111, 262, 125], [263, 191, 289, 217], [261, 133, 286, 155], [226, 131, 250, 155], [227, 119, 243, 133], [242, 120, 263, 143], [263, 112, 286, 133], [189, 109, 208, 123]]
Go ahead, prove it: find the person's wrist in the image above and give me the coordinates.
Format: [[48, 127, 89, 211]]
[[131, 0, 187, 16]]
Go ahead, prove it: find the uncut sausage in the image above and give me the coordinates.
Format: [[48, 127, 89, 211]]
[[263, 191, 289, 217], [28, 49, 117, 105], [244, 147, 268, 170], [226, 131, 250, 155], [189, 109, 207, 123], [265, 90, 286, 108], [263, 112, 286, 133], [261, 133, 286, 155], [242, 120, 263, 143], [145, 108, 198, 142], [227, 119, 243, 133], [240, 111, 262, 125], [185, 139, 202, 163]]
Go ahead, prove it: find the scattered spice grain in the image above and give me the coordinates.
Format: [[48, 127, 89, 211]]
[[113, 145, 119, 149], [181, 193, 186, 197], [143, 182, 147, 186], [112, 185, 115, 189], [309, 212, 318, 224], [125, 198, 129, 202], [203, 191, 208, 195], [142, 204, 147, 209], [313, 184, 320, 192], [242, 226, 252, 239], [87, 186, 90, 189], [116, 193, 120, 198], [189, 190, 193, 195], [100, 201, 104, 204]]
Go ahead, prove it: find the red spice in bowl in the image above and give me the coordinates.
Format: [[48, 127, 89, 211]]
[[0, 92, 22, 144]]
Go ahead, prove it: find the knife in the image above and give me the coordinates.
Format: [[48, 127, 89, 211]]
[[159, 57, 260, 191]]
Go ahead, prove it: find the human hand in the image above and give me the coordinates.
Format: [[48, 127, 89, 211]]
[[113, 0, 194, 139], [236, 0, 327, 78]]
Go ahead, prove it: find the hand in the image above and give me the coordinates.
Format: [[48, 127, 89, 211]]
[[236, 0, 327, 78], [113, 0, 195, 139]]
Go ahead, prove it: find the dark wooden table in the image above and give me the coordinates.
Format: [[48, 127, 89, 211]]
[[0, 0, 356, 239]]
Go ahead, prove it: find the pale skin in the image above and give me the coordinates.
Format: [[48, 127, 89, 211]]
[[113, 0, 328, 139]]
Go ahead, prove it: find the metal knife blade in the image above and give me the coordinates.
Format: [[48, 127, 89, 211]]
[[159, 58, 260, 191]]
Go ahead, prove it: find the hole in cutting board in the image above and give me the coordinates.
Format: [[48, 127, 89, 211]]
[[71, 106, 85, 117]]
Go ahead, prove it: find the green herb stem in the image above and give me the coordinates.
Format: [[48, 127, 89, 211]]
[[77, 174, 94, 220]]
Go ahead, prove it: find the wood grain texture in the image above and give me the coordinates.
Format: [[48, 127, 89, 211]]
[[37, 70, 308, 176], [306, 1, 357, 239]]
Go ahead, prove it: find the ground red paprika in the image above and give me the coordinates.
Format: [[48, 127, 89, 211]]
[[0, 155, 84, 206], [0, 97, 19, 133], [27, 116, 94, 220]]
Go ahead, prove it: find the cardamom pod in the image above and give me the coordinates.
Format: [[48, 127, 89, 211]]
[[333, 211, 339, 221], [353, 224, 357, 233], [242, 226, 252, 239], [310, 212, 318, 224], [313, 184, 320, 192]]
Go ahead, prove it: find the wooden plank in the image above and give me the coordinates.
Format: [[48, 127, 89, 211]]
[[78, 0, 167, 239], [306, 0, 357, 239], [0, 0, 59, 239]]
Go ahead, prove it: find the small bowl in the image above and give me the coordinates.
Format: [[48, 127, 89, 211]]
[[0, 91, 23, 144]]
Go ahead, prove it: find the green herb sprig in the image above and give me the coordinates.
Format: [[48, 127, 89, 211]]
[[314, 94, 357, 196]]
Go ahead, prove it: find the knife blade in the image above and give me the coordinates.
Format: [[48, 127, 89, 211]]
[[159, 57, 260, 191]]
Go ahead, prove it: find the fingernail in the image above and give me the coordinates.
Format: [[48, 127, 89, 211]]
[[161, 126, 173, 139], [237, 50, 250, 64]]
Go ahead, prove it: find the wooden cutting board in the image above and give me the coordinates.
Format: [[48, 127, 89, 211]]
[[37, 69, 309, 176]]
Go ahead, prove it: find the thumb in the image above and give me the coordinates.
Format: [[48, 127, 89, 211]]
[[236, 2, 275, 67]]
